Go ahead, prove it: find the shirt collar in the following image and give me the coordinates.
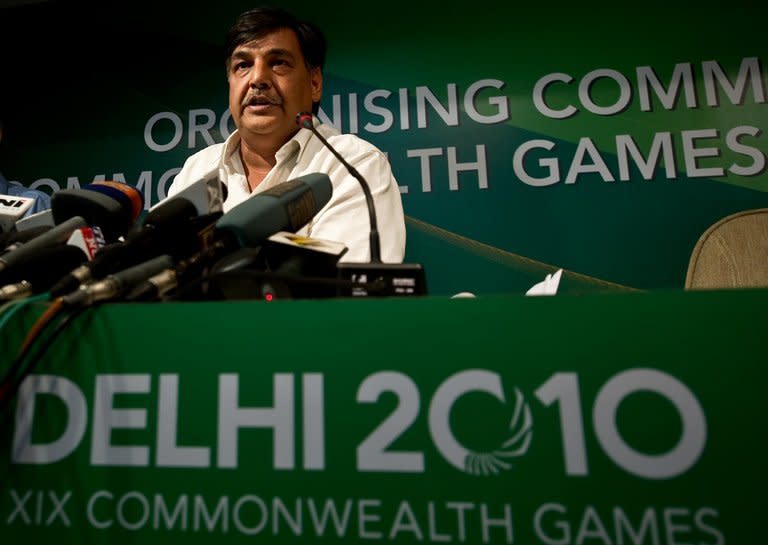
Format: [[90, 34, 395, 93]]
[[222, 126, 315, 169]]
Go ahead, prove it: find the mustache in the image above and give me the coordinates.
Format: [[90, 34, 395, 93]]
[[242, 91, 282, 107]]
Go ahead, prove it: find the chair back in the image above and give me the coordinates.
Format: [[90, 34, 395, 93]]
[[685, 208, 768, 289]]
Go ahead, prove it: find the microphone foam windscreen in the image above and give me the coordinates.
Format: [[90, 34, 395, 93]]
[[148, 173, 225, 217], [0, 244, 87, 286], [51, 183, 140, 242], [0, 224, 51, 250], [142, 197, 198, 230], [216, 173, 332, 248], [89, 181, 144, 222]]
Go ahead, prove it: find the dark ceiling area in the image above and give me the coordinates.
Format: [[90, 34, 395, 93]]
[[0, 1, 221, 149]]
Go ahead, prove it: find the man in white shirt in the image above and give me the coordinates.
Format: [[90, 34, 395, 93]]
[[167, 6, 405, 263]]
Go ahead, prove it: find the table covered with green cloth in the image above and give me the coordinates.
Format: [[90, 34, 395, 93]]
[[1, 289, 765, 544]]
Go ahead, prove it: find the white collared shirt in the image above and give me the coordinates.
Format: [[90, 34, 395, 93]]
[[167, 123, 405, 263]]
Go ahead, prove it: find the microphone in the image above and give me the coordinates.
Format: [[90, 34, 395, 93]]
[[0, 194, 35, 233], [61, 254, 174, 308], [262, 232, 348, 274], [0, 216, 86, 282], [126, 173, 333, 302], [14, 209, 55, 232], [0, 245, 89, 301], [295, 113, 426, 297], [215, 172, 332, 246], [149, 170, 226, 217], [186, 233, 349, 302], [65, 226, 106, 260], [296, 112, 381, 262], [0, 226, 103, 298], [93, 181, 144, 220], [123, 244, 228, 302], [51, 181, 144, 242], [0, 225, 51, 253], [48, 175, 227, 297], [48, 208, 221, 298]]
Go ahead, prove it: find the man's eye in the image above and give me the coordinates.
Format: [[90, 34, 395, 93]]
[[234, 61, 250, 71]]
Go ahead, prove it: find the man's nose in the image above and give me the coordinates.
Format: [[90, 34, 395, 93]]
[[249, 60, 271, 89]]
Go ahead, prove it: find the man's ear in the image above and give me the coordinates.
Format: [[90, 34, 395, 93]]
[[310, 67, 323, 104]]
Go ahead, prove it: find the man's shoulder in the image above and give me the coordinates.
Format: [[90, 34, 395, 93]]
[[180, 142, 227, 171], [170, 142, 228, 195], [318, 124, 384, 158]]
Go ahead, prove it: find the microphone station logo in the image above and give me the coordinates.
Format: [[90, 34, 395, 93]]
[[0, 197, 33, 209], [0, 195, 35, 231]]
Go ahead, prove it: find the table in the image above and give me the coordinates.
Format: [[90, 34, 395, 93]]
[[1, 290, 765, 544]]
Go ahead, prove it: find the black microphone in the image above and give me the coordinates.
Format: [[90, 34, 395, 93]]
[[48, 207, 221, 298], [296, 112, 426, 297], [0, 224, 51, 253], [51, 181, 144, 242], [126, 173, 333, 302], [199, 233, 350, 302], [48, 176, 226, 298], [296, 112, 381, 262], [123, 244, 229, 302], [0, 245, 88, 300], [0, 216, 87, 282], [61, 254, 174, 308]]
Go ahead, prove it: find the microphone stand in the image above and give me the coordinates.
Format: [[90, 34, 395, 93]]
[[295, 112, 426, 297], [296, 112, 381, 263]]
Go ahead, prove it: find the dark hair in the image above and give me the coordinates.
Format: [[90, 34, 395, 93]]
[[225, 6, 326, 72], [225, 7, 326, 114]]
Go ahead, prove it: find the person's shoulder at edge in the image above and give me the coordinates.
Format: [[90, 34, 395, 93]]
[[0, 171, 52, 216], [166, 141, 228, 198]]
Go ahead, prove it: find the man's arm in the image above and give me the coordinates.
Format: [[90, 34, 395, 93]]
[[304, 149, 405, 263]]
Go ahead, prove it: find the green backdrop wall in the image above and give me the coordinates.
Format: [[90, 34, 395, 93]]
[[1, 0, 766, 295]]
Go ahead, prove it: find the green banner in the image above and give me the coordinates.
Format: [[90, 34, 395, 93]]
[[1, 290, 766, 543], [1, 1, 767, 295]]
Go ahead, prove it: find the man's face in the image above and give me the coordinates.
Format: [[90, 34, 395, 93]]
[[227, 28, 322, 149]]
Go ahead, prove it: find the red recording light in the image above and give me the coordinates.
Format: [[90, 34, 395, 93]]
[[264, 293, 274, 302]]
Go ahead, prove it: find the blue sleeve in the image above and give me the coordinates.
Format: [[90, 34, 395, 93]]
[[22, 189, 52, 216], [0, 172, 53, 216]]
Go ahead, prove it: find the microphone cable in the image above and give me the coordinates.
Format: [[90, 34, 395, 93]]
[[0, 254, 174, 409], [0, 292, 48, 333], [0, 296, 85, 409], [16, 297, 66, 356]]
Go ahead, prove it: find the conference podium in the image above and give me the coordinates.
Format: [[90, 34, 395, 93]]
[[1, 289, 765, 544]]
